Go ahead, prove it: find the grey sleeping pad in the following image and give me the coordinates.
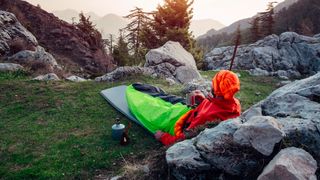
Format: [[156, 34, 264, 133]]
[[100, 85, 143, 127]]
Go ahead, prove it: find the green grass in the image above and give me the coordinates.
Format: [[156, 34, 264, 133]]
[[0, 71, 279, 179]]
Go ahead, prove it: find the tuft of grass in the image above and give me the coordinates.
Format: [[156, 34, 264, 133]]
[[0, 70, 28, 81], [0, 71, 279, 179]]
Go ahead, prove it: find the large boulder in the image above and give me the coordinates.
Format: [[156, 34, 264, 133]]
[[167, 118, 271, 179], [258, 147, 317, 180], [0, 63, 23, 72], [7, 46, 59, 69], [244, 72, 320, 169], [204, 32, 320, 78], [0, 10, 37, 56], [95, 66, 155, 82], [233, 116, 285, 156], [0, 11, 60, 70], [166, 140, 211, 180], [145, 41, 201, 84], [167, 73, 320, 179]]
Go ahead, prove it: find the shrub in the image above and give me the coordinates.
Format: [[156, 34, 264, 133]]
[[8, 37, 36, 55]]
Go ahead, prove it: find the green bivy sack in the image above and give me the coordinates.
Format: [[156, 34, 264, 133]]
[[126, 85, 190, 135]]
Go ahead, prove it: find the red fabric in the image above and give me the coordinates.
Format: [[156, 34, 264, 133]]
[[160, 133, 185, 146], [159, 97, 241, 146], [186, 97, 241, 130]]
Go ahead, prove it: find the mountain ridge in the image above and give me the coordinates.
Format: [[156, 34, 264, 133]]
[[52, 9, 225, 38], [198, 0, 300, 40]]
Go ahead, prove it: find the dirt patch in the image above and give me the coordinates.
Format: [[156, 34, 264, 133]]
[[94, 147, 170, 180]]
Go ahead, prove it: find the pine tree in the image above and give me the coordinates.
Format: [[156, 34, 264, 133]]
[[77, 12, 96, 35], [151, 0, 203, 67], [152, 0, 194, 49], [123, 7, 152, 65], [113, 30, 130, 66], [250, 16, 261, 42], [259, 2, 277, 37], [76, 12, 105, 49]]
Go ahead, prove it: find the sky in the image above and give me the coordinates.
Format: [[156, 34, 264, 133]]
[[24, 0, 285, 26]]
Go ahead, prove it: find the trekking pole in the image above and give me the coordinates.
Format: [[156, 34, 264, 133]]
[[229, 25, 241, 71]]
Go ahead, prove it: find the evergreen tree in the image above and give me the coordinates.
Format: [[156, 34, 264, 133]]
[[139, 20, 158, 49], [105, 34, 115, 54], [274, 0, 320, 35], [250, 16, 261, 42], [123, 7, 152, 65], [113, 30, 130, 66], [259, 2, 277, 37], [77, 12, 96, 35], [76, 12, 105, 50], [152, 0, 194, 49], [151, 0, 203, 67]]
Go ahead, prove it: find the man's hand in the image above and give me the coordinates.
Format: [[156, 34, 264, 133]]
[[154, 130, 164, 140]]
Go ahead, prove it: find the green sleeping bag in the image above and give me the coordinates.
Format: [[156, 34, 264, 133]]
[[126, 85, 190, 135]]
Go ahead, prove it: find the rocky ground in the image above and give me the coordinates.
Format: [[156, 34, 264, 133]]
[[204, 32, 320, 80]]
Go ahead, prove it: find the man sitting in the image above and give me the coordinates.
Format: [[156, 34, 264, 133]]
[[155, 70, 241, 145]]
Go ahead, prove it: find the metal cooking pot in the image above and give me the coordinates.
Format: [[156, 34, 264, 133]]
[[111, 118, 125, 140]]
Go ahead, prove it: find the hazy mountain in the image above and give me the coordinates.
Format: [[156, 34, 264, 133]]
[[95, 14, 128, 39], [190, 19, 225, 38], [198, 0, 300, 40], [53, 9, 78, 23], [85, 11, 100, 22], [52, 10, 128, 39], [52, 9, 224, 39], [274, 0, 299, 12]]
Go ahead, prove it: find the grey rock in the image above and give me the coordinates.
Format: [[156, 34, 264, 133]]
[[0, 63, 23, 72], [165, 78, 176, 86], [110, 175, 123, 180], [233, 116, 285, 156], [0, 11, 37, 56], [249, 68, 270, 76], [276, 80, 292, 87], [258, 147, 317, 180], [8, 46, 59, 69], [95, 66, 155, 82], [66, 75, 87, 82], [0, 11, 60, 70], [175, 66, 201, 84], [278, 75, 289, 80], [33, 73, 60, 81], [204, 32, 320, 77], [182, 78, 211, 95], [251, 72, 320, 161], [194, 118, 265, 177], [145, 41, 201, 84], [242, 106, 263, 121], [166, 139, 211, 179], [145, 41, 197, 68]]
